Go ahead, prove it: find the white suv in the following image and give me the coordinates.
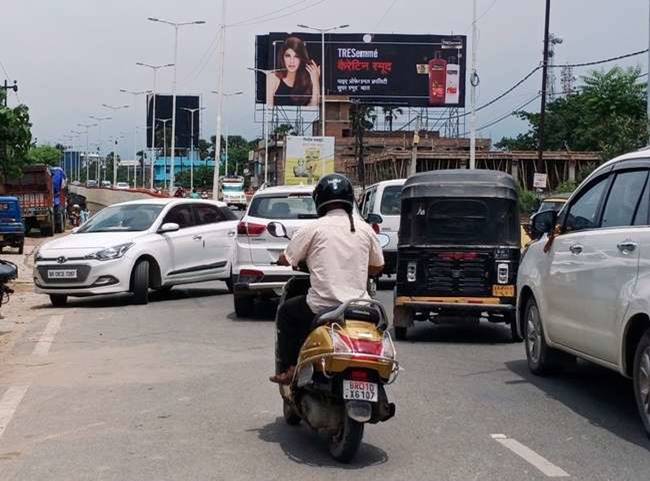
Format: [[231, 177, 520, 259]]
[[34, 199, 238, 306], [518, 148, 650, 435], [232, 185, 315, 317]]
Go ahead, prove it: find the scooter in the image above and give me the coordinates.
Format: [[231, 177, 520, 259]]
[[268, 221, 399, 463], [0, 259, 17, 309]]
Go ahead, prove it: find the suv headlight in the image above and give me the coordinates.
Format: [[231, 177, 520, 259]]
[[86, 242, 134, 261]]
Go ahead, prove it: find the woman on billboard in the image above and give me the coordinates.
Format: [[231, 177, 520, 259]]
[[267, 36, 320, 107]]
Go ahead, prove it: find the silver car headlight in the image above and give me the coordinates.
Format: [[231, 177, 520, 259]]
[[86, 242, 134, 261]]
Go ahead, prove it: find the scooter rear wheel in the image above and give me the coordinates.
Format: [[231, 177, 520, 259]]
[[283, 399, 301, 426], [329, 415, 364, 463]]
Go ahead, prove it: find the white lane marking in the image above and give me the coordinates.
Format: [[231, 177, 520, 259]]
[[0, 385, 29, 439], [32, 314, 64, 357], [491, 434, 570, 477]]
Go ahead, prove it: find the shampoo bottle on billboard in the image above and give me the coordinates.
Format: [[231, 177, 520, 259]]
[[428, 52, 447, 106], [445, 56, 460, 104]]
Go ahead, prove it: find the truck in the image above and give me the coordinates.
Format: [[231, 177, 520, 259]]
[[221, 176, 247, 210], [0, 165, 66, 237]]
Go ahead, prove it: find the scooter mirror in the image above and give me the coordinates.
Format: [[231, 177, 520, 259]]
[[267, 221, 289, 239]]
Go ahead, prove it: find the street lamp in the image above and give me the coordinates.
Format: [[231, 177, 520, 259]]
[[248, 68, 286, 187], [181, 106, 207, 191], [89, 115, 112, 180], [136, 62, 174, 190], [148, 17, 206, 195], [297, 23, 349, 139], [108, 135, 125, 184], [78, 123, 98, 183], [156, 118, 172, 189], [120, 89, 151, 187], [101, 104, 129, 186], [70, 130, 84, 180], [210, 90, 243, 178]]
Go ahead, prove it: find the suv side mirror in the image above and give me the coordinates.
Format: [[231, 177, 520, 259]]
[[267, 221, 289, 239], [366, 213, 383, 225], [158, 222, 180, 234], [531, 210, 557, 240]]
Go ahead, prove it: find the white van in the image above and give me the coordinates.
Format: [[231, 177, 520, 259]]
[[360, 179, 406, 276]]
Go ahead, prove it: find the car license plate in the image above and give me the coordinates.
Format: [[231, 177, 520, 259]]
[[48, 269, 77, 280], [493, 284, 515, 297], [343, 380, 378, 403]]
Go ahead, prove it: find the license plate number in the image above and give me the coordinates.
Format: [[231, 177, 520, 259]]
[[343, 380, 378, 402], [48, 269, 77, 279], [493, 284, 515, 297]]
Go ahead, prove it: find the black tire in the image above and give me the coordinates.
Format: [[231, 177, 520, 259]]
[[234, 294, 254, 317], [283, 399, 301, 426], [131, 260, 150, 305], [329, 414, 365, 463], [632, 329, 650, 437], [524, 297, 566, 375], [225, 275, 234, 293], [394, 326, 408, 341], [49, 294, 67, 307], [508, 312, 524, 343], [17, 243, 23, 255]]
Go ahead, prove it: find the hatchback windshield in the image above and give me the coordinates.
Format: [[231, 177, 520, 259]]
[[77, 204, 163, 233], [248, 195, 317, 219]]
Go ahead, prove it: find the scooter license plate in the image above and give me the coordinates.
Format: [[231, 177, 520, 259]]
[[343, 380, 378, 403]]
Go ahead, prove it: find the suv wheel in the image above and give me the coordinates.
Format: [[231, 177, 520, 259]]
[[633, 329, 650, 436], [234, 294, 254, 317], [524, 297, 567, 375]]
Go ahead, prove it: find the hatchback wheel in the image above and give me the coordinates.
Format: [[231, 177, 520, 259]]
[[524, 297, 566, 375], [234, 293, 254, 317], [131, 260, 150, 305], [49, 294, 67, 307], [633, 330, 650, 437]]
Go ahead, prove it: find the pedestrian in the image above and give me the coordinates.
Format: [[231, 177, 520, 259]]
[[191, 188, 200, 199]]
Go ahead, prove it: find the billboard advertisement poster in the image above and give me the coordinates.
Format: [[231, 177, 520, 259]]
[[255, 33, 466, 107], [146, 94, 200, 149], [285, 136, 335, 186]]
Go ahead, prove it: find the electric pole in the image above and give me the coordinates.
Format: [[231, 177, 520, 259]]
[[537, 0, 552, 177]]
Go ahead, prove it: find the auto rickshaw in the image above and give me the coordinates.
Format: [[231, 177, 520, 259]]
[[392, 169, 522, 342]]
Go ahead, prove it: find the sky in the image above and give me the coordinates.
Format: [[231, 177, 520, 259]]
[[1, 0, 648, 159]]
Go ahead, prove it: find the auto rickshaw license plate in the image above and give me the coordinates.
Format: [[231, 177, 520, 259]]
[[343, 380, 378, 402], [492, 285, 515, 297]]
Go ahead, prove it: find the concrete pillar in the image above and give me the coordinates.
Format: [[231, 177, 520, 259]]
[[568, 158, 576, 183], [511, 158, 519, 186]]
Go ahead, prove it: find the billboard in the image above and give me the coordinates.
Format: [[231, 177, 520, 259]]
[[255, 33, 466, 107], [146, 94, 200, 149], [284, 136, 335, 186]]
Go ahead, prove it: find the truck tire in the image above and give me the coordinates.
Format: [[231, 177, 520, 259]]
[[131, 260, 150, 305]]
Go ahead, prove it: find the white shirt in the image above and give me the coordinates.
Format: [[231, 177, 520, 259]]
[[284, 209, 385, 313]]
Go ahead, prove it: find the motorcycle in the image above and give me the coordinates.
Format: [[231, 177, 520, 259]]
[[268, 221, 399, 463], [0, 259, 17, 310]]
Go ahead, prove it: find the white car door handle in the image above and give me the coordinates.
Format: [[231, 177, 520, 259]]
[[569, 244, 583, 254], [617, 241, 638, 253], [228, 230, 236, 237], [192, 235, 203, 241]]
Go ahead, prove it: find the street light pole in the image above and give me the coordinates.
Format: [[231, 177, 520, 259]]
[[148, 17, 206, 195], [469, 0, 478, 170], [136, 62, 174, 190], [157, 118, 172, 189], [210, 90, 243, 180], [101, 104, 129, 186], [181, 107, 206, 191], [89, 115, 111, 181], [120, 89, 152, 187], [71, 130, 84, 180], [297, 23, 349, 141], [77, 123, 97, 182]]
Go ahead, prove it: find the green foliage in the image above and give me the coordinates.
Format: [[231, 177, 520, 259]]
[[496, 67, 647, 159], [176, 165, 214, 189], [27, 144, 62, 166], [0, 91, 33, 179], [554, 180, 577, 194], [518, 188, 540, 214]]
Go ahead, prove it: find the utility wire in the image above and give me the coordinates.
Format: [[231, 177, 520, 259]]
[[228, 0, 327, 27], [227, 0, 312, 27], [374, 0, 399, 29], [553, 49, 648, 69]]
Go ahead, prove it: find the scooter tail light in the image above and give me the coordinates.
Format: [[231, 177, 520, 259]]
[[331, 331, 353, 353], [381, 332, 395, 359], [349, 369, 370, 381]]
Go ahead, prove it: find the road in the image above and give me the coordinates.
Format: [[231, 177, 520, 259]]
[[0, 282, 648, 480]]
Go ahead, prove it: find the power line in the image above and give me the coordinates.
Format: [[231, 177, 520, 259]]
[[374, 0, 399, 29], [228, 0, 327, 27], [552, 49, 648, 69], [227, 0, 312, 27]]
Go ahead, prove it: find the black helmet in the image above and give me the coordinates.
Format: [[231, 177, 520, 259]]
[[313, 173, 355, 216]]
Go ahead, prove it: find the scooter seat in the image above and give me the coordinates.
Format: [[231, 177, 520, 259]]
[[313, 301, 382, 327]]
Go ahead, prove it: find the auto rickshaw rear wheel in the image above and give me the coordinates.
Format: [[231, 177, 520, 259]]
[[394, 326, 408, 341]]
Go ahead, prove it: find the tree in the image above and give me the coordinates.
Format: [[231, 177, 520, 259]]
[[0, 90, 32, 179], [27, 144, 62, 166], [350, 103, 377, 187], [176, 165, 214, 189], [273, 123, 294, 138], [496, 67, 647, 160]]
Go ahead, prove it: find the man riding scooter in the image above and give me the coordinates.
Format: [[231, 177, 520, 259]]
[[270, 173, 385, 385]]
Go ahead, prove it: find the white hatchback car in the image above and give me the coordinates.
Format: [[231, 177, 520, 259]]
[[34, 199, 238, 306], [360, 179, 405, 277], [232, 185, 316, 317], [518, 148, 650, 435]]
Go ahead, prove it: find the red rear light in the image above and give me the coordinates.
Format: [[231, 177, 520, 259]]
[[238, 269, 264, 282], [349, 370, 370, 381], [237, 221, 266, 237], [371, 223, 380, 234]]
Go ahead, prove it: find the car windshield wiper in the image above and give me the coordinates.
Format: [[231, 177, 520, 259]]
[[297, 214, 318, 219]]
